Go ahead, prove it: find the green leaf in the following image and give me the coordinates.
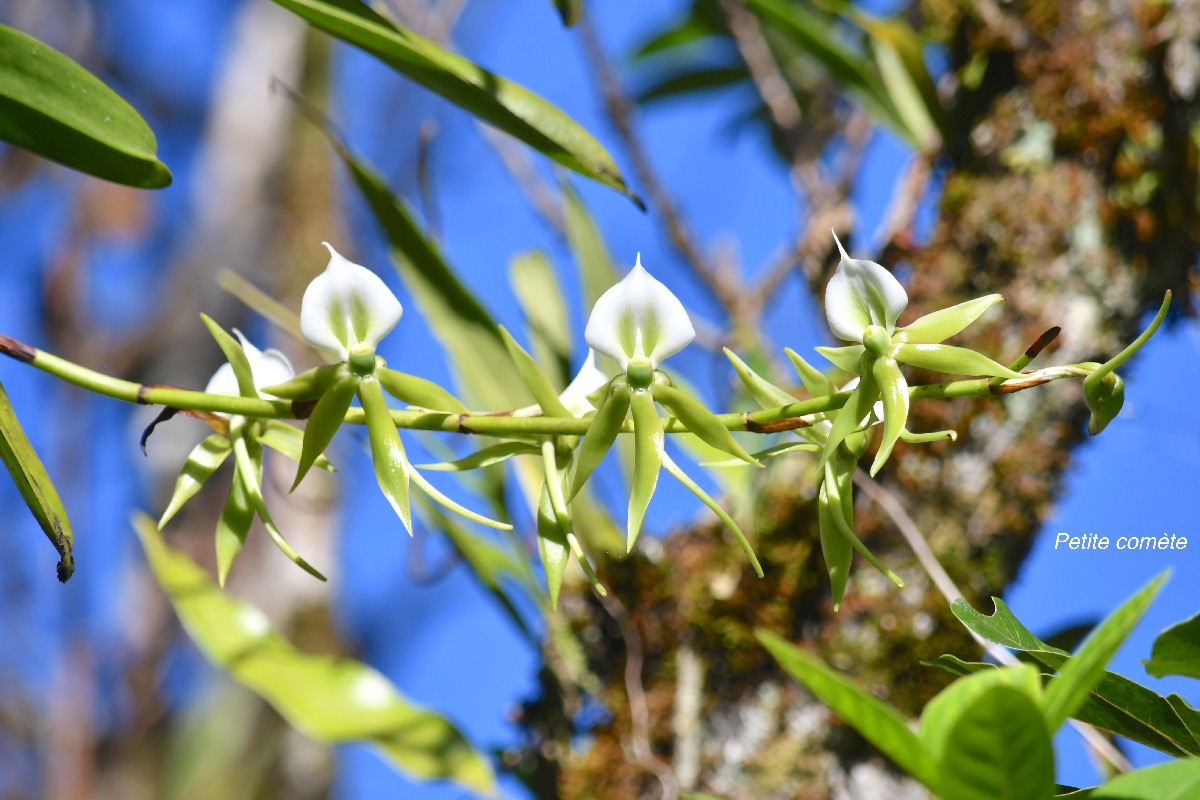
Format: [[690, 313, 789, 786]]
[[725, 348, 797, 409], [893, 342, 1023, 379], [896, 295, 1003, 345], [569, 382, 631, 499], [757, 630, 938, 790], [214, 461, 255, 587], [262, 363, 344, 401], [132, 514, 496, 796], [870, 357, 908, 476], [661, 451, 762, 577], [652, 383, 759, 466], [499, 326, 573, 419], [627, 390, 662, 551], [258, 421, 335, 472], [939, 682, 1054, 800], [1042, 572, 1167, 730], [537, 479, 570, 609], [0, 24, 171, 188], [270, 0, 636, 202], [561, 180, 619, 313], [358, 376, 413, 534], [510, 251, 572, 388], [418, 442, 542, 471], [201, 315, 257, 399], [1091, 757, 1200, 799], [159, 435, 233, 529], [549, 0, 581, 26], [1145, 612, 1200, 680], [292, 373, 358, 490], [636, 65, 750, 105], [0, 378, 74, 581], [377, 367, 469, 414]]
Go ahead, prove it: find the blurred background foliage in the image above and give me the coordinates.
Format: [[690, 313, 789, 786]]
[[0, 0, 1197, 798]]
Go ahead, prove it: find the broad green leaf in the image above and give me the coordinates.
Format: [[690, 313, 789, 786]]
[[661, 451, 762, 577], [159, 435, 233, 529], [896, 295, 1003, 345], [418, 442, 541, 472], [359, 376, 413, 534], [940, 683, 1054, 800], [201, 315, 257, 399], [1043, 572, 1167, 730], [537, 480, 570, 609], [1145, 612, 1200, 680], [627, 390, 662, 551], [214, 461, 255, 587], [893, 343, 1023, 379], [725, 348, 797, 409], [1091, 757, 1200, 799], [499, 326, 573, 419], [377, 367, 469, 414], [561, 180, 618, 313], [870, 357, 908, 476], [757, 630, 938, 790], [271, 0, 636, 201], [920, 665, 1044, 774], [132, 514, 495, 796], [0, 378, 74, 581], [292, 373, 358, 490], [569, 383, 631, 499], [263, 363, 344, 401], [231, 432, 326, 581], [258, 421, 334, 472], [510, 252, 572, 388], [653, 383, 759, 465], [784, 347, 836, 397], [818, 480, 852, 609], [0, 24, 171, 188], [549, 0, 581, 26]]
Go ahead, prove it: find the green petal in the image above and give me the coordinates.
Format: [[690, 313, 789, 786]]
[[259, 420, 335, 472], [661, 451, 762, 577], [159, 435, 233, 529], [893, 343, 1023, 379], [896, 294, 1003, 344], [652, 383, 760, 466], [358, 376, 412, 534], [201, 314, 257, 398], [724, 348, 796, 409], [541, 442, 604, 596], [262, 363, 344, 400], [568, 382, 631, 499], [870, 357, 909, 476], [536, 480, 570, 609], [815, 344, 865, 373], [784, 348, 837, 397], [818, 481, 852, 610], [377, 367, 469, 414], [215, 460, 255, 587], [417, 441, 541, 471], [498, 326, 572, 418], [292, 374, 358, 490], [627, 390, 662, 551]]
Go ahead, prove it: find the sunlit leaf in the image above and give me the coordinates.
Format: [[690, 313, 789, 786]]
[[133, 514, 496, 796], [0, 24, 171, 187], [510, 251, 572, 388], [561, 179, 618, 314], [1145, 612, 1200, 680]]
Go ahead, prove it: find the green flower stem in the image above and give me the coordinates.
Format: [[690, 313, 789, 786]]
[[0, 333, 1114, 438]]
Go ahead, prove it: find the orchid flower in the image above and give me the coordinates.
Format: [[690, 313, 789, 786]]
[[300, 242, 403, 367], [816, 232, 1016, 474], [204, 330, 295, 409]]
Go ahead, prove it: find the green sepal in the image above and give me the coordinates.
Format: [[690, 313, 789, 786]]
[[201, 314, 257, 398], [870, 357, 909, 476], [627, 390, 662, 552], [358, 376, 413, 534], [262, 363, 344, 400], [815, 344, 865, 373], [498, 326, 573, 418], [215, 459, 255, 587], [896, 294, 1003, 345], [784, 347, 836, 397], [377, 367, 469, 413], [536, 479, 570, 609], [893, 343, 1023, 379], [652, 383, 760, 466], [818, 479, 852, 610], [1085, 372, 1125, 435], [292, 373, 358, 490], [259, 420, 334, 472], [823, 461, 904, 588], [724, 348, 796, 408], [661, 451, 762, 577], [231, 429, 326, 581], [417, 441, 541, 471], [159, 435, 233, 529], [541, 442, 604, 596], [569, 382, 632, 500], [818, 362, 879, 467]]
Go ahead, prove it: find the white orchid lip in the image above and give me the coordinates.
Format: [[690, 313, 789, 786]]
[[205, 330, 295, 415], [824, 232, 908, 344], [558, 349, 609, 416], [299, 242, 403, 362], [584, 254, 695, 370]]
